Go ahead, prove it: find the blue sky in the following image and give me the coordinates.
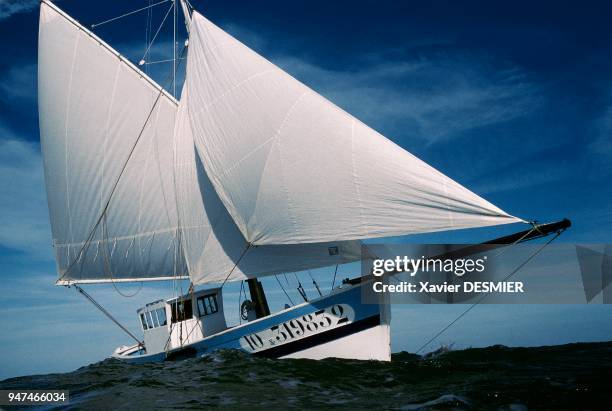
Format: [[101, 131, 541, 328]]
[[0, 0, 611, 379]]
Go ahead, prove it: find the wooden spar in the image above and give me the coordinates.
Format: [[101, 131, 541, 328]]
[[344, 218, 571, 285], [482, 218, 571, 244]]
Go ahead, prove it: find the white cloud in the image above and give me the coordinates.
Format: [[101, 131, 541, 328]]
[[472, 161, 570, 194], [0, 0, 37, 21], [0, 63, 36, 101], [274, 55, 540, 144], [0, 125, 53, 260]]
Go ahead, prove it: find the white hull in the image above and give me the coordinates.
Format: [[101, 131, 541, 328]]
[[281, 323, 391, 361]]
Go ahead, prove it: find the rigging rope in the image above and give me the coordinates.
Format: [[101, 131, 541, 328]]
[[307, 270, 323, 297], [331, 264, 339, 291], [144, 0, 153, 75], [91, 0, 171, 28], [144, 57, 186, 65], [73, 284, 143, 346], [220, 243, 253, 289], [415, 229, 563, 354], [275, 274, 295, 306], [140, 3, 175, 65], [293, 272, 308, 302]]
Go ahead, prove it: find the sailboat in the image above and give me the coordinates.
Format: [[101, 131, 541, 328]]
[[37, 0, 569, 363]]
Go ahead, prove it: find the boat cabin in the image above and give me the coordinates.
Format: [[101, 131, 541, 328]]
[[137, 288, 227, 353]]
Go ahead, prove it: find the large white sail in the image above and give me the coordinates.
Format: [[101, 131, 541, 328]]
[[39, 1, 360, 285], [39, 2, 186, 283], [184, 12, 524, 246], [174, 85, 362, 285]]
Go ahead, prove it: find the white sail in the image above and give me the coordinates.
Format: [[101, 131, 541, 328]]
[[184, 12, 524, 246], [174, 84, 362, 285], [39, 2, 187, 283]]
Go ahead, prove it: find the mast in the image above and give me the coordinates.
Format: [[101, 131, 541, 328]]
[[179, 0, 192, 34], [247, 279, 271, 319], [173, 0, 176, 97]]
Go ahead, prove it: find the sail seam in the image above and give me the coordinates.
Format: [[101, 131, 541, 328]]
[[54, 224, 210, 248], [350, 119, 367, 236], [137, 107, 157, 257], [152, 105, 175, 227], [184, 88, 228, 256], [441, 181, 455, 228], [261, 91, 309, 243], [192, 69, 276, 119], [221, 85, 305, 177], [63, 31, 81, 262], [101, 64, 121, 241]]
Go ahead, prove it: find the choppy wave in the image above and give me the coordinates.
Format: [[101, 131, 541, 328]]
[[1, 342, 611, 410]]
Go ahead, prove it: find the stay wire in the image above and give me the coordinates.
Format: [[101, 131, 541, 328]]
[[140, 3, 175, 63], [331, 264, 339, 291], [307, 270, 322, 297], [275, 274, 295, 306], [91, 0, 171, 28], [73, 284, 143, 346], [293, 272, 308, 302], [220, 243, 253, 289], [415, 229, 563, 354]]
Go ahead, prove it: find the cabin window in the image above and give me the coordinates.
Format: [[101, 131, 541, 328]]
[[140, 313, 148, 330], [144, 311, 154, 329], [197, 294, 218, 317], [171, 299, 193, 323], [150, 311, 160, 328], [156, 308, 167, 326]]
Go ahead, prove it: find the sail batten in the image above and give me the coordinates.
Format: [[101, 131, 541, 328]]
[[184, 12, 524, 246]]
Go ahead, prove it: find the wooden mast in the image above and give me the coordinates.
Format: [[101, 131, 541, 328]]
[[247, 279, 271, 319]]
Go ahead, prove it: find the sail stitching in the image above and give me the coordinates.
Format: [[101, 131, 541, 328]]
[[55, 34, 189, 283], [137, 106, 158, 258], [190, 69, 276, 121], [150, 103, 175, 226], [222, 87, 306, 177], [58, 90, 164, 282], [54, 224, 210, 248], [350, 119, 367, 236], [440, 180, 456, 228], [63, 31, 81, 263], [101, 64, 121, 241], [260, 91, 309, 243], [183, 88, 234, 275]]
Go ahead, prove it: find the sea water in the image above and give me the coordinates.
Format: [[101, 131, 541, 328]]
[[1, 342, 610, 409]]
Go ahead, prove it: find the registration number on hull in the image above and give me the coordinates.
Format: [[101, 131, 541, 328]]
[[240, 304, 355, 353]]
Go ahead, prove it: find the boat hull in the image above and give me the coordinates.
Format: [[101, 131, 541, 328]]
[[113, 281, 390, 363]]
